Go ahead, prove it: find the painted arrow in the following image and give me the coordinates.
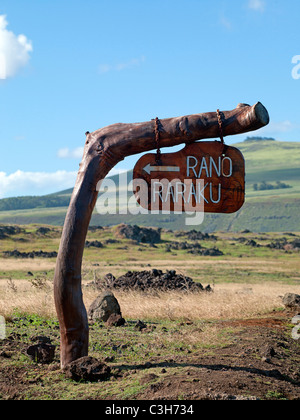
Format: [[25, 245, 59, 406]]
[[143, 163, 181, 175]]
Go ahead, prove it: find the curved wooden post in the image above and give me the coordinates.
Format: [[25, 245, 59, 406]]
[[54, 102, 269, 368]]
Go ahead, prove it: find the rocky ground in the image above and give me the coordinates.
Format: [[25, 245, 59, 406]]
[[1, 224, 300, 400], [93, 269, 212, 292], [0, 309, 299, 400]]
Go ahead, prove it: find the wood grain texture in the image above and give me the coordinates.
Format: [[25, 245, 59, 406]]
[[133, 142, 245, 213]]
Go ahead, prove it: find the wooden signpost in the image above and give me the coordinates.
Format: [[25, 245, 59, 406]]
[[54, 103, 269, 368], [133, 141, 245, 214]]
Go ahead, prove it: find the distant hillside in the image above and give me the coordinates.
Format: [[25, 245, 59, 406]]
[[0, 140, 300, 232], [0, 194, 71, 212], [0, 172, 123, 212]]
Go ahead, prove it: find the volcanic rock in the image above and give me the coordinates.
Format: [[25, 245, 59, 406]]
[[63, 356, 111, 382], [115, 224, 161, 244], [26, 343, 56, 364], [104, 269, 209, 292], [105, 313, 126, 327], [88, 290, 122, 322], [282, 293, 300, 310], [3, 249, 57, 259]]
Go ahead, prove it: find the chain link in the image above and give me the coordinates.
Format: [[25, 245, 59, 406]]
[[154, 117, 162, 165], [216, 109, 224, 145]]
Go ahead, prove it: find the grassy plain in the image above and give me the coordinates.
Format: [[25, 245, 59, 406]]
[[0, 224, 299, 318], [0, 224, 300, 400]]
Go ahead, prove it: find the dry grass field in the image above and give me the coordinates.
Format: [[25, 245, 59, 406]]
[[1, 277, 299, 322], [0, 224, 299, 400]]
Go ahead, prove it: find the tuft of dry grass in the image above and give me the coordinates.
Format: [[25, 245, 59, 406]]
[[0, 279, 55, 320]]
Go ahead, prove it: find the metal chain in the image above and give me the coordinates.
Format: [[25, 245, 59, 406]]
[[216, 109, 228, 157], [216, 109, 224, 145], [154, 117, 162, 164]]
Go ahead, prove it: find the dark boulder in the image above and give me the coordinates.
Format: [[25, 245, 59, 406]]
[[63, 357, 111, 382], [88, 290, 122, 322], [26, 343, 56, 364], [104, 269, 208, 292], [115, 224, 161, 244], [105, 313, 126, 327], [282, 293, 300, 310]]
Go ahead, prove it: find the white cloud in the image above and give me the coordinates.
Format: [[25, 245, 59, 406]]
[[265, 120, 294, 133], [251, 120, 295, 140], [0, 170, 77, 198], [57, 147, 84, 159], [0, 168, 131, 198], [14, 135, 26, 141], [248, 0, 265, 12], [0, 14, 33, 79], [99, 55, 145, 74]]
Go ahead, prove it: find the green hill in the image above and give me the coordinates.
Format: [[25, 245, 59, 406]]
[[0, 139, 300, 232]]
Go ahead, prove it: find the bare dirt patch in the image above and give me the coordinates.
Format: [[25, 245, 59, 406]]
[[136, 312, 300, 400]]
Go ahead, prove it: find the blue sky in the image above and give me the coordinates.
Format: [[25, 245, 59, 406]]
[[0, 0, 299, 198]]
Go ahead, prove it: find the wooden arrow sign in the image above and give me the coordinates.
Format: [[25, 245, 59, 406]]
[[133, 141, 245, 214], [143, 164, 180, 175]]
